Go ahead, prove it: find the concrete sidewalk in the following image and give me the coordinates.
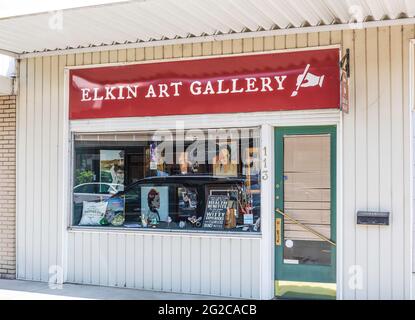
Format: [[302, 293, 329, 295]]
[[0, 279, 230, 300]]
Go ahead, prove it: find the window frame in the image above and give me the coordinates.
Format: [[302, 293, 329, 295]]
[[68, 128, 263, 235]]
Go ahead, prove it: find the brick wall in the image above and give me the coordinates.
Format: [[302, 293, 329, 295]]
[[0, 95, 16, 279]]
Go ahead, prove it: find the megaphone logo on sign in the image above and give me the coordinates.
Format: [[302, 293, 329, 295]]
[[291, 64, 325, 97]]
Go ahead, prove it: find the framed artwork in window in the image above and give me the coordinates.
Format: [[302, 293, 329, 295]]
[[140, 186, 169, 223]]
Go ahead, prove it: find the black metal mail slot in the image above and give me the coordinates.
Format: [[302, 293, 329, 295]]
[[356, 211, 390, 225]]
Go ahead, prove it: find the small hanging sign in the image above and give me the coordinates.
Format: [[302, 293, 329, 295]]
[[340, 49, 350, 113]]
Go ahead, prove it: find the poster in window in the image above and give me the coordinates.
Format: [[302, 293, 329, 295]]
[[178, 187, 198, 217], [202, 195, 229, 229], [149, 143, 158, 170], [141, 186, 169, 223], [100, 150, 125, 192], [212, 145, 238, 177], [209, 188, 239, 213], [104, 196, 125, 226], [242, 147, 260, 177]]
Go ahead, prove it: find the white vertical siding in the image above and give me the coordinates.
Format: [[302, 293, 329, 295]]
[[378, 26, 393, 299], [354, 28, 369, 300], [341, 25, 413, 299], [66, 232, 261, 298], [347, 25, 414, 299], [16, 26, 413, 299], [341, 29, 356, 300], [402, 27, 414, 301]]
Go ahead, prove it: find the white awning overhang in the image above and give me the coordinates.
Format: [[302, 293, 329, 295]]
[[1, 0, 415, 58]]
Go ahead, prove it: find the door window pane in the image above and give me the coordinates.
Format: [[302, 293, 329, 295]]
[[283, 134, 332, 265]]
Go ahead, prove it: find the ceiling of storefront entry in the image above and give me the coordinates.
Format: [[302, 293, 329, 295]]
[[1, 0, 415, 56]]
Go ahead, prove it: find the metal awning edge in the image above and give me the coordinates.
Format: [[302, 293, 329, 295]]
[[10, 16, 415, 59], [0, 48, 18, 58]]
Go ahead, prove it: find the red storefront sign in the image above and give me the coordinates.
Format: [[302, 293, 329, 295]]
[[69, 48, 340, 120]]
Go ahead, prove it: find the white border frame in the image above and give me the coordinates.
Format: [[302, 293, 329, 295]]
[[62, 46, 343, 299], [61, 68, 70, 284], [68, 123, 264, 237]]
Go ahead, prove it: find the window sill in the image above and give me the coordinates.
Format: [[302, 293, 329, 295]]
[[67, 225, 262, 239]]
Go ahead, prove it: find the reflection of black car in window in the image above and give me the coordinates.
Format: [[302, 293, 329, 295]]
[[110, 175, 260, 230]]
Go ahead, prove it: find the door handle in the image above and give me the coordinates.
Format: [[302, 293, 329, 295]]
[[275, 218, 282, 246], [276, 208, 336, 247]]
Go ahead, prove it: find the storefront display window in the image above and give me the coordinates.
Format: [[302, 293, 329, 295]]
[[72, 127, 261, 232]]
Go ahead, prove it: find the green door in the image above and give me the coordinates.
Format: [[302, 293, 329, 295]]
[[274, 126, 336, 299]]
